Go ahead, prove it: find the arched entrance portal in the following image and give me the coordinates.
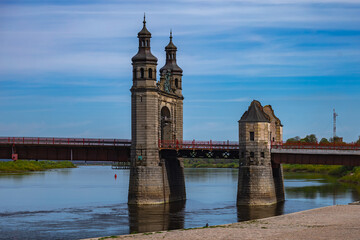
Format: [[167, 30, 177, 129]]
[[161, 106, 172, 141]]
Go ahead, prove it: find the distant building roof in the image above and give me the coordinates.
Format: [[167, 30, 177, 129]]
[[239, 100, 270, 122]]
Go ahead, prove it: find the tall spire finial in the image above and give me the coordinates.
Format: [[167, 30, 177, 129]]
[[170, 29, 173, 42], [143, 13, 146, 26]]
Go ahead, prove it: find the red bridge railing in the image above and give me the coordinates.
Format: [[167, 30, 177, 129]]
[[2, 137, 360, 151], [159, 139, 239, 151], [160, 140, 360, 151], [271, 141, 360, 151], [0, 137, 131, 147]]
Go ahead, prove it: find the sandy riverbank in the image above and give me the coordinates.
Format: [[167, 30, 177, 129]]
[[87, 204, 360, 240]]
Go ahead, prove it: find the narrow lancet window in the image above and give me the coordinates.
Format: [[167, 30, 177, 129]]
[[250, 132, 255, 141], [148, 68, 153, 79]]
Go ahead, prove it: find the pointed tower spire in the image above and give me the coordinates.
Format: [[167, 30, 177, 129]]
[[132, 15, 157, 63], [160, 30, 183, 94], [160, 30, 182, 74]]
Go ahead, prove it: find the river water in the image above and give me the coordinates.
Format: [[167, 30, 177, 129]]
[[0, 166, 359, 240]]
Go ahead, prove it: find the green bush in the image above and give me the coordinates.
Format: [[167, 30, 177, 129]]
[[183, 158, 238, 168], [340, 167, 360, 184], [283, 164, 360, 185], [282, 164, 344, 175]]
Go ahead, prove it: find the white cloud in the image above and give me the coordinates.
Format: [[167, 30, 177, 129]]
[[0, 1, 359, 78], [0, 95, 130, 104]]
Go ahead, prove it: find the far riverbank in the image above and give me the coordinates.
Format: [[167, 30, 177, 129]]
[[183, 158, 360, 184], [0, 160, 76, 173], [283, 164, 360, 184]]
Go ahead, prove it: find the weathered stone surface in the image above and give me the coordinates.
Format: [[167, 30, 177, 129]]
[[263, 105, 283, 142], [128, 20, 185, 205], [237, 166, 277, 205], [237, 100, 284, 206]]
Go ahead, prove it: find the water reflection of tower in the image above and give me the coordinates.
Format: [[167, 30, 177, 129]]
[[237, 202, 284, 222], [128, 201, 185, 233]]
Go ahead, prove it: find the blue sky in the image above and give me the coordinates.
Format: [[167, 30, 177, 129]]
[[0, 0, 359, 142]]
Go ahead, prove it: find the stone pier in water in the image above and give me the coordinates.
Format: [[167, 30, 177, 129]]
[[237, 100, 285, 205]]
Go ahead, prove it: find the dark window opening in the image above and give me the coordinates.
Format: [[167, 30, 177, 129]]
[[148, 68, 153, 79], [140, 68, 144, 79], [161, 106, 171, 141], [250, 132, 254, 141], [175, 78, 178, 88], [261, 152, 265, 158], [250, 152, 254, 158], [241, 152, 245, 158]]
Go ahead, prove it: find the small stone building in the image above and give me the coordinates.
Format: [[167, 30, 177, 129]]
[[237, 100, 284, 205]]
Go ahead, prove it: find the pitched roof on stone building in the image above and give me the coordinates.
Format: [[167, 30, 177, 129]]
[[239, 100, 270, 122], [263, 105, 283, 126]]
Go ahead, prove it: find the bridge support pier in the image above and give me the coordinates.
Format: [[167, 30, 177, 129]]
[[237, 165, 277, 205], [237, 100, 284, 206], [272, 163, 285, 203], [128, 151, 186, 205]]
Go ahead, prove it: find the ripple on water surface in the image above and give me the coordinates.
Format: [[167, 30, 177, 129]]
[[0, 166, 359, 239]]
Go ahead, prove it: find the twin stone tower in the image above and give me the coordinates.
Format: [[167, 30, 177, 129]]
[[128, 17, 285, 206]]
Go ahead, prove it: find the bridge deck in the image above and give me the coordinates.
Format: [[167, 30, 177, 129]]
[[1, 137, 360, 165], [0, 137, 130, 162]]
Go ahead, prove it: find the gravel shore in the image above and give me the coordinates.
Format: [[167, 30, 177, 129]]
[[87, 205, 360, 240]]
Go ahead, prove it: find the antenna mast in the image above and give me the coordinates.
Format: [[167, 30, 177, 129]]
[[333, 108, 338, 139]]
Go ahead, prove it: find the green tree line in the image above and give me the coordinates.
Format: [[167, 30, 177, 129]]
[[286, 134, 360, 144]]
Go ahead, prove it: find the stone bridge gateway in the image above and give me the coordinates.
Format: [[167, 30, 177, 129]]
[[1, 18, 360, 207]]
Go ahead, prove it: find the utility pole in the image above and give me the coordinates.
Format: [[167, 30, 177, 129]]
[[333, 108, 338, 139]]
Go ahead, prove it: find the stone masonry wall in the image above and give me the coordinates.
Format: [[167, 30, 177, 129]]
[[131, 89, 160, 167], [237, 121, 277, 205]]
